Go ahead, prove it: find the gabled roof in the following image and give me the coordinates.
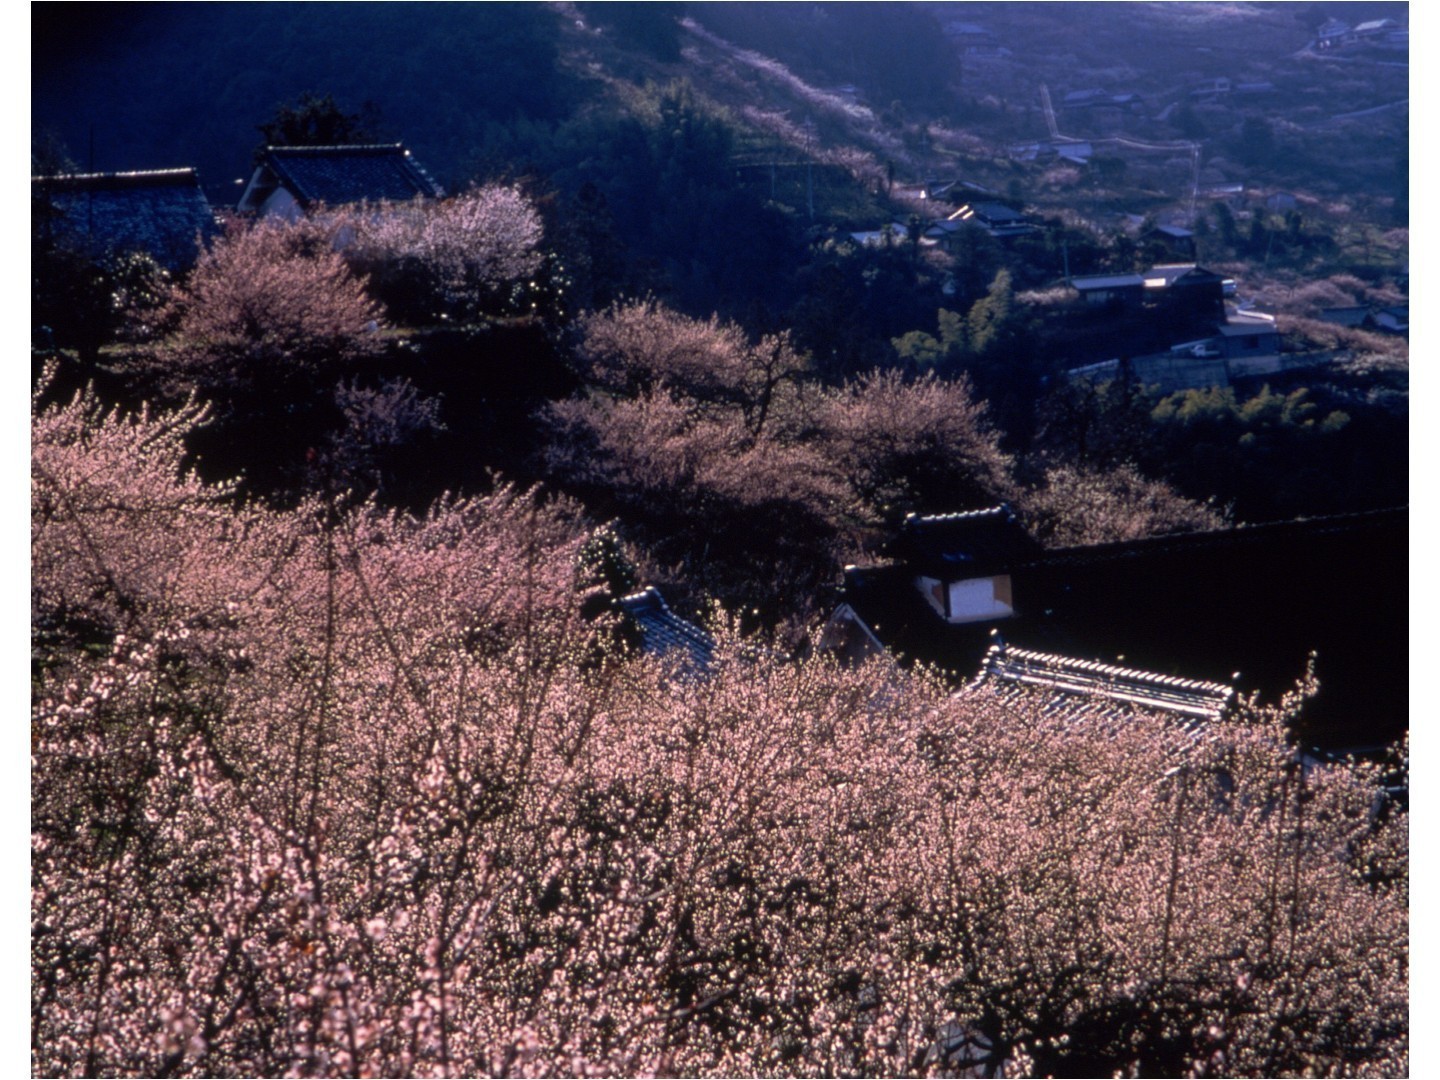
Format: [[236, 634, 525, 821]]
[[950, 201, 1027, 226], [617, 587, 715, 672], [238, 144, 444, 212], [1070, 272, 1145, 291], [1146, 224, 1194, 240], [32, 168, 217, 268], [974, 641, 1234, 723]]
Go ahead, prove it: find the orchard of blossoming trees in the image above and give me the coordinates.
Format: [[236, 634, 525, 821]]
[[32, 358, 1407, 1075], [32, 178, 1405, 1076]]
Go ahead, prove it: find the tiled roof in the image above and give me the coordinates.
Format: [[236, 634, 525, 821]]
[[33, 168, 217, 268], [244, 144, 444, 210], [617, 587, 715, 672], [839, 506, 1405, 750], [951, 201, 1027, 225], [974, 640, 1234, 723], [1218, 318, 1280, 337], [890, 506, 1043, 576]]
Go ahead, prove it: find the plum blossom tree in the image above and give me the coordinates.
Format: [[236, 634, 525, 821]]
[[578, 300, 808, 437], [813, 368, 1016, 521], [546, 387, 848, 621], [140, 218, 446, 497], [150, 218, 384, 404], [546, 301, 845, 619], [1020, 462, 1229, 547], [341, 185, 545, 324]]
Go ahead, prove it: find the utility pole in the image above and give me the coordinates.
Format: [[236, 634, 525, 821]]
[[804, 117, 816, 221]]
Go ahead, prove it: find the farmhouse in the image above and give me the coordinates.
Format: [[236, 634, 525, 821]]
[[1140, 224, 1197, 261]]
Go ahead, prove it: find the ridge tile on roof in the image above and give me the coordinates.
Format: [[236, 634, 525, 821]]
[[974, 640, 1234, 722]]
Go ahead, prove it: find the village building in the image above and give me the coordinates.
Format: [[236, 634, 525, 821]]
[[944, 200, 1036, 239], [1140, 224, 1197, 261], [1315, 18, 1352, 49], [1068, 272, 1146, 308], [1319, 306, 1370, 328], [823, 506, 1406, 751], [1372, 305, 1408, 334], [32, 167, 218, 269], [970, 640, 1235, 726]]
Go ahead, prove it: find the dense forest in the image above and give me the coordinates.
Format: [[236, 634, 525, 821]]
[[33, 3, 1407, 1075]]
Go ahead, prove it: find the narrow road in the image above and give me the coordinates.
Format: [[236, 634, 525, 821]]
[[1311, 99, 1408, 126]]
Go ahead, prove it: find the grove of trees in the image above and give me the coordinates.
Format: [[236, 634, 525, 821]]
[[32, 79, 1407, 1069], [33, 366, 1408, 1076]]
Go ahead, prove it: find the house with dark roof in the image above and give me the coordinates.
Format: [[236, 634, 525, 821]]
[[1372, 305, 1408, 334], [824, 506, 1406, 750], [884, 507, 1041, 627], [946, 201, 1036, 239], [32, 168, 218, 269], [1141, 224, 1197, 261], [1008, 140, 1092, 164], [1316, 18, 1352, 48], [1215, 311, 1282, 360], [1319, 306, 1370, 328], [237, 144, 444, 219]]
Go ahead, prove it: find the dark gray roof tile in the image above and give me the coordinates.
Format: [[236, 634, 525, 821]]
[[33, 168, 217, 268], [617, 587, 715, 673]]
